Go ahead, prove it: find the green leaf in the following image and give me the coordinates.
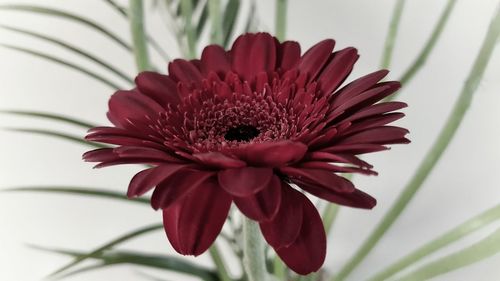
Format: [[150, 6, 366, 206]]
[[1, 110, 96, 129], [103, 0, 171, 62], [49, 224, 163, 277], [0, 44, 122, 89], [2, 186, 149, 205], [244, 1, 257, 33], [0, 24, 133, 83], [222, 0, 240, 48], [334, 4, 500, 280], [32, 246, 219, 281], [0, 4, 131, 51], [368, 204, 500, 281], [196, 0, 209, 39], [397, 227, 500, 281], [5, 128, 106, 148], [379, 0, 407, 69]]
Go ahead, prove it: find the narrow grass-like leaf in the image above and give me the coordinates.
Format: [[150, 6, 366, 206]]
[[49, 224, 163, 277], [0, 25, 133, 83], [129, 0, 151, 71], [398, 0, 458, 86], [222, 0, 240, 48], [103, 0, 171, 62], [5, 128, 106, 148], [1, 110, 96, 129], [244, 2, 257, 33], [197, 0, 209, 39], [0, 44, 122, 89], [379, 0, 406, 69], [2, 186, 149, 204], [32, 246, 218, 281], [180, 0, 197, 58], [334, 4, 500, 280], [0, 4, 131, 51], [369, 204, 500, 281], [397, 227, 500, 281]]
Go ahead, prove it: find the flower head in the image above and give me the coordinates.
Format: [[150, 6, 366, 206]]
[[84, 32, 409, 274]]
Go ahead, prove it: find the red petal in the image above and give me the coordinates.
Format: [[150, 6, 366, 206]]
[[294, 179, 376, 209], [168, 59, 203, 83], [233, 175, 282, 221], [260, 184, 304, 249], [135, 71, 180, 107], [318, 47, 358, 95], [127, 164, 189, 197], [242, 141, 307, 167], [151, 170, 214, 210], [108, 90, 164, 128], [331, 69, 389, 105], [231, 33, 277, 81], [200, 45, 231, 75], [344, 101, 408, 123], [275, 192, 326, 275], [193, 152, 246, 169], [280, 166, 354, 193], [338, 126, 410, 145], [277, 41, 301, 71], [218, 167, 273, 197], [298, 39, 335, 81], [163, 177, 231, 255]]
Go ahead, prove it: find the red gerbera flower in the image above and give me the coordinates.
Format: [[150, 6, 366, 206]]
[[83, 32, 409, 274]]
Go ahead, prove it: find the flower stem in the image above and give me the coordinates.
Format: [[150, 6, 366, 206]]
[[209, 244, 233, 281], [380, 0, 406, 69], [180, 0, 196, 59], [243, 217, 270, 281], [334, 3, 500, 280], [275, 0, 288, 41], [368, 204, 500, 281], [208, 0, 223, 45], [128, 0, 150, 71], [398, 0, 458, 86]]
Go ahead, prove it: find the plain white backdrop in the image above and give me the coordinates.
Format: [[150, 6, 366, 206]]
[[1, 0, 499, 280]]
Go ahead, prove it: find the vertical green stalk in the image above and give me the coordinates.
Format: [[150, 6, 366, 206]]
[[334, 4, 500, 281], [129, 0, 150, 71], [380, 0, 406, 68], [208, 0, 223, 45], [275, 0, 288, 41], [243, 217, 270, 281], [181, 0, 196, 58], [209, 245, 233, 281], [273, 258, 286, 280], [398, 0, 458, 86]]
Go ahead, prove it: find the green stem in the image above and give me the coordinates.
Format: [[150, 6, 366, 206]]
[[209, 245, 233, 281], [129, 0, 150, 71], [243, 217, 270, 281], [398, 227, 500, 281], [181, 0, 196, 58], [275, 0, 288, 41], [334, 3, 500, 280], [208, 0, 223, 45], [398, 0, 458, 86], [380, 0, 406, 68], [322, 204, 340, 235], [368, 204, 500, 281], [273, 257, 285, 280]]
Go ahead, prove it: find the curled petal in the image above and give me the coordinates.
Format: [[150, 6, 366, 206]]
[[260, 183, 304, 249], [107, 90, 164, 128], [242, 141, 308, 167], [298, 39, 335, 81], [135, 71, 180, 107], [218, 167, 273, 197], [233, 175, 282, 222], [163, 177, 231, 256], [151, 169, 214, 210], [193, 152, 246, 169], [280, 166, 354, 193], [127, 164, 189, 197], [275, 191, 326, 275]]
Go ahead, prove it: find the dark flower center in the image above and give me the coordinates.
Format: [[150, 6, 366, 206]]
[[224, 125, 260, 142]]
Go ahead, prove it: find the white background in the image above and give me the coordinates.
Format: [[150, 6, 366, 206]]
[[1, 0, 500, 280]]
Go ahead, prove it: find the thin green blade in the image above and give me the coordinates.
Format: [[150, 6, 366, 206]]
[[1, 110, 96, 129], [5, 128, 106, 148]]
